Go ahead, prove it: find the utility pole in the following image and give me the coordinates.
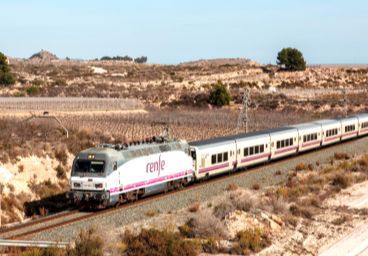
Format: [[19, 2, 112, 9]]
[[236, 88, 251, 134]]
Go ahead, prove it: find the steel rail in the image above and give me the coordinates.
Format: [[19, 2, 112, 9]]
[[7, 135, 367, 240], [0, 210, 79, 235], [0, 239, 69, 248]]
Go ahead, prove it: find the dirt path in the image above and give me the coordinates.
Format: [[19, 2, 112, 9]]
[[319, 222, 368, 256]]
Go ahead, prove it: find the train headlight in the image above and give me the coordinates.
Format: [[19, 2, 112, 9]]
[[74, 183, 81, 188], [95, 183, 103, 188]]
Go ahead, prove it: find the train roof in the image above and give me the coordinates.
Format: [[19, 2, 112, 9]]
[[287, 122, 321, 131], [189, 127, 296, 148]]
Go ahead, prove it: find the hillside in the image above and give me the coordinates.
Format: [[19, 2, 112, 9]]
[[180, 58, 260, 67], [29, 50, 59, 61]]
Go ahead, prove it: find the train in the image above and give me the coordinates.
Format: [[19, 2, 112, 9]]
[[66, 112, 368, 208]]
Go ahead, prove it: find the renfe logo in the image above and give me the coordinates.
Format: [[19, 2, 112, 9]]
[[146, 155, 165, 176]]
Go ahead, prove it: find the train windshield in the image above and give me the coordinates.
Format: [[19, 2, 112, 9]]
[[74, 160, 105, 174]]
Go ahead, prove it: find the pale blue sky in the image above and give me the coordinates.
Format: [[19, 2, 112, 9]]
[[1, 0, 367, 64]]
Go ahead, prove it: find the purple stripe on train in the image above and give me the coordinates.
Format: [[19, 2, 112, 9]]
[[342, 131, 358, 137], [301, 140, 321, 148], [232, 161, 237, 165], [241, 153, 270, 163], [199, 162, 229, 174], [275, 146, 298, 155], [361, 128, 368, 133], [114, 170, 192, 194], [325, 135, 341, 142]]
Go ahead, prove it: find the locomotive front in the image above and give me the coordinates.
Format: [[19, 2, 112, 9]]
[[66, 147, 121, 208]]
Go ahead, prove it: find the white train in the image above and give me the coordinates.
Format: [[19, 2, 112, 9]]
[[67, 113, 368, 208]]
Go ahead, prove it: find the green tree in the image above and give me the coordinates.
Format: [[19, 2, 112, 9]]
[[209, 81, 232, 107], [277, 47, 306, 71], [0, 52, 10, 74], [0, 52, 15, 85]]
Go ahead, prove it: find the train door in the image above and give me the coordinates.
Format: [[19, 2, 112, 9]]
[[190, 148, 197, 172]]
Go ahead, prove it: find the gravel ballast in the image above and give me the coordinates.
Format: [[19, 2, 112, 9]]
[[32, 136, 368, 241]]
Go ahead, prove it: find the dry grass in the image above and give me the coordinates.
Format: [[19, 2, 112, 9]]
[[334, 152, 350, 160], [187, 202, 200, 213], [252, 182, 261, 190], [228, 182, 238, 191]]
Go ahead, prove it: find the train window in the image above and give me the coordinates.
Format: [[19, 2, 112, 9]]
[[314, 133, 317, 140], [224, 152, 228, 161], [285, 139, 289, 147], [113, 162, 117, 171], [281, 140, 284, 148], [211, 155, 216, 164], [307, 134, 311, 141], [290, 138, 293, 146], [303, 135, 306, 142], [218, 153, 223, 163], [244, 148, 248, 157], [277, 141, 280, 149], [250, 147, 254, 155], [191, 150, 196, 160], [260, 145, 264, 153], [255, 146, 259, 154], [335, 128, 338, 134]]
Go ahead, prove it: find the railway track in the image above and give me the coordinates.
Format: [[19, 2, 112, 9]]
[[5, 135, 365, 240]]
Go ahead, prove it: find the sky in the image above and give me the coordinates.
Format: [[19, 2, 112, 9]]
[[1, 0, 368, 64]]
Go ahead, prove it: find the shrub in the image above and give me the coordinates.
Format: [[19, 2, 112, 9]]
[[213, 200, 235, 219], [146, 210, 155, 217], [188, 202, 200, 212], [122, 228, 197, 256], [308, 163, 313, 171], [179, 225, 189, 237], [188, 210, 228, 239], [285, 215, 298, 227], [209, 83, 232, 107], [0, 73, 16, 85], [232, 192, 259, 212], [228, 182, 238, 191], [26, 85, 40, 95], [52, 78, 67, 86], [13, 91, 26, 97], [334, 152, 349, 160], [56, 165, 66, 180], [252, 182, 260, 190], [207, 202, 213, 207], [178, 76, 184, 82], [316, 160, 320, 166], [331, 215, 351, 226], [32, 79, 44, 86], [275, 170, 282, 175], [332, 173, 352, 189], [295, 163, 306, 171], [70, 227, 103, 256], [232, 228, 271, 254]]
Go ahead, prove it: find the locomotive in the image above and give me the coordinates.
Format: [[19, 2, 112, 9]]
[[67, 112, 368, 208]]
